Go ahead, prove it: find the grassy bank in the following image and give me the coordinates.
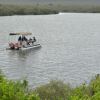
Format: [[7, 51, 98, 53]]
[[0, 70, 100, 100], [0, 4, 58, 16], [0, 4, 100, 16]]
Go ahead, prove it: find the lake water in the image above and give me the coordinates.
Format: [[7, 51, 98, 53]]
[[0, 13, 100, 87]]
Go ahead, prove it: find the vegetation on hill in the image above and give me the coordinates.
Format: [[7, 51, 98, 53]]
[[0, 69, 100, 100], [0, 4, 58, 16], [0, 4, 100, 16]]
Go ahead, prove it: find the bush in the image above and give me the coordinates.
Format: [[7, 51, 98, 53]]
[[69, 74, 100, 100], [35, 80, 72, 100], [34, 75, 100, 100], [0, 72, 40, 100], [90, 74, 100, 93], [0, 69, 100, 100]]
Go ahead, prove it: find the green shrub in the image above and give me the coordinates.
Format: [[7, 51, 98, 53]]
[[0, 72, 40, 100], [69, 74, 100, 100], [35, 80, 72, 100], [0, 69, 100, 100], [90, 74, 100, 94], [91, 91, 100, 100]]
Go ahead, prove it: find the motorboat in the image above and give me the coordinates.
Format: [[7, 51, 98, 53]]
[[7, 32, 41, 51]]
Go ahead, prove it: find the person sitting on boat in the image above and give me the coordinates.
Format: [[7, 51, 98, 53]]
[[14, 43, 20, 50], [9, 42, 15, 50], [22, 35, 28, 47], [33, 37, 36, 42], [28, 38, 33, 46], [32, 37, 36, 44]]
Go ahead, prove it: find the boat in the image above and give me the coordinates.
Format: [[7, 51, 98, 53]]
[[7, 32, 41, 51], [20, 44, 41, 51], [7, 44, 41, 51]]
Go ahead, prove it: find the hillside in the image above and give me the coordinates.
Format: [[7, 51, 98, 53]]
[[0, 0, 100, 16]]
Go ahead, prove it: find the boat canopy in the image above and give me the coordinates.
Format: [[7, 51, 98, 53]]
[[9, 32, 32, 36]]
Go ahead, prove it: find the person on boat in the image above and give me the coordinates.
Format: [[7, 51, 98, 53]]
[[18, 36, 22, 48], [15, 43, 20, 50], [9, 42, 15, 50], [32, 37, 36, 44], [18, 36, 22, 41], [22, 35, 28, 47], [28, 38, 33, 45], [22, 35, 27, 41], [33, 37, 36, 42]]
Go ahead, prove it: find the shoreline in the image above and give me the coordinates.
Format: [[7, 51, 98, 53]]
[[0, 4, 100, 16]]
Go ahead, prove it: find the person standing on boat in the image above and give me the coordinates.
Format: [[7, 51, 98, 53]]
[[22, 35, 27, 41], [18, 36, 22, 48], [18, 36, 22, 41]]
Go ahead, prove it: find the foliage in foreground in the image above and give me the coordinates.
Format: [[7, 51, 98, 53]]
[[35, 80, 72, 100], [34, 74, 100, 100], [0, 71, 40, 100], [0, 70, 100, 100]]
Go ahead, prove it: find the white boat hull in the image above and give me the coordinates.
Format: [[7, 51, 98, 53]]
[[6, 44, 41, 51], [20, 44, 41, 51]]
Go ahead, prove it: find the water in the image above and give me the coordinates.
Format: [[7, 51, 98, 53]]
[[0, 13, 100, 87]]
